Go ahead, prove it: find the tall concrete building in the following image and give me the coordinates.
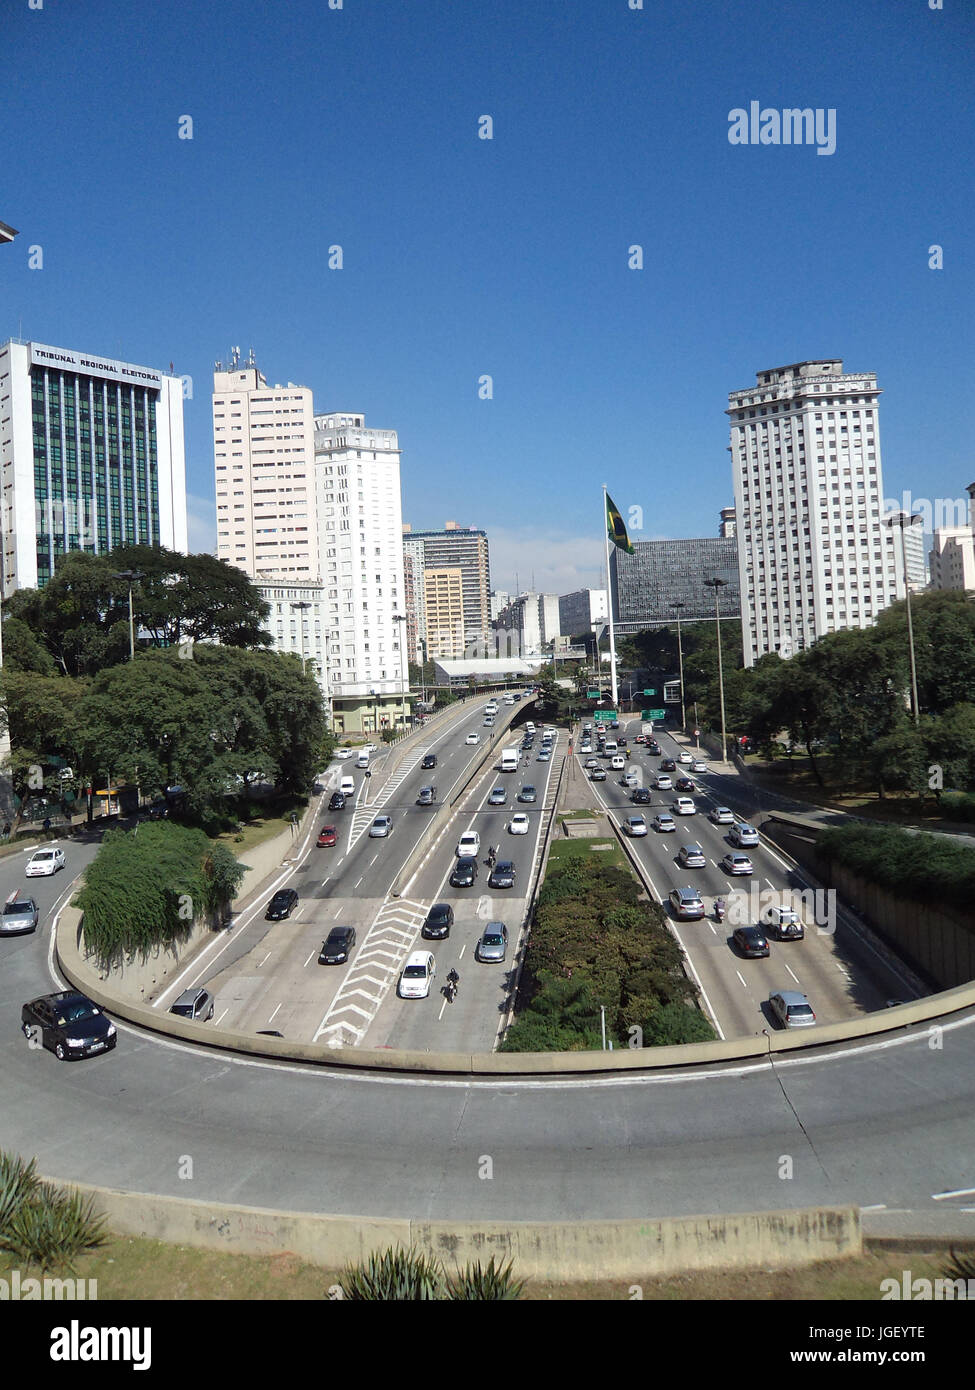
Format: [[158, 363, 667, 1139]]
[[256, 578, 328, 683], [558, 587, 608, 639], [0, 339, 187, 596], [423, 567, 465, 659], [929, 488, 975, 592], [494, 591, 561, 654], [611, 539, 740, 629], [402, 522, 490, 653], [719, 506, 736, 538], [729, 359, 902, 667]]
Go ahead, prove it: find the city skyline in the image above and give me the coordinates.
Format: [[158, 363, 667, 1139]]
[[2, 1, 970, 599]]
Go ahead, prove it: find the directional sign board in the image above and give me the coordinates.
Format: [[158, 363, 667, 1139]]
[[586, 689, 601, 700], [593, 709, 618, 723], [642, 709, 666, 721]]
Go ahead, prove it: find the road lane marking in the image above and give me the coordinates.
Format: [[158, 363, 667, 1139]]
[[258, 952, 271, 968], [267, 1003, 281, 1023], [303, 949, 317, 967]]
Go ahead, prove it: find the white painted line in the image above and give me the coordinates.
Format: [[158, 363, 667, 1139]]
[[333, 907, 342, 917], [354, 877, 363, 889], [258, 952, 271, 968], [320, 877, 330, 887], [932, 1187, 975, 1201], [215, 1008, 230, 1026], [736, 970, 747, 989], [267, 1003, 281, 1023], [860, 1204, 887, 1212], [303, 949, 317, 968]]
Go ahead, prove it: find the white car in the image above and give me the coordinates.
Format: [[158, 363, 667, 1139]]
[[398, 951, 436, 999], [622, 815, 648, 837], [25, 847, 65, 877], [508, 813, 530, 835], [678, 751, 694, 764], [655, 774, 673, 791], [709, 806, 735, 825], [672, 797, 696, 816], [692, 761, 708, 774], [456, 830, 481, 858], [653, 813, 677, 833], [334, 748, 355, 760], [730, 822, 760, 847], [466, 733, 480, 745]]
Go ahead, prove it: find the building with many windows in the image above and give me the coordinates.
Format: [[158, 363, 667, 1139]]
[[493, 590, 562, 654], [729, 359, 902, 667], [255, 577, 328, 697], [0, 338, 187, 596], [423, 567, 465, 659], [558, 587, 608, 639], [610, 539, 740, 630], [402, 522, 491, 653]]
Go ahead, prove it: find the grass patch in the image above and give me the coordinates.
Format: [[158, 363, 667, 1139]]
[[0, 1236, 952, 1300], [548, 838, 625, 869], [558, 809, 600, 821], [211, 795, 309, 854]]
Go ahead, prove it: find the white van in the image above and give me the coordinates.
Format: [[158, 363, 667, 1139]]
[[611, 755, 626, 771], [525, 721, 535, 735], [604, 740, 618, 755], [356, 751, 370, 769], [340, 775, 356, 797], [500, 747, 520, 773]]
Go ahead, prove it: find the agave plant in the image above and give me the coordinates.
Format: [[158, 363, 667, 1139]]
[[0, 1150, 41, 1242], [942, 1248, 975, 1282], [446, 1256, 526, 1301], [340, 1247, 448, 1301], [0, 1154, 106, 1274]]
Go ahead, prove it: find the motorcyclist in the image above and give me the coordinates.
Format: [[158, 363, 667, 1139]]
[[715, 897, 726, 922]]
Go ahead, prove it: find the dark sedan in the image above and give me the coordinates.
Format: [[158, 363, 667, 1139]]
[[21, 991, 117, 1061], [488, 860, 516, 889], [328, 792, 346, 812], [265, 887, 299, 920], [629, 788, 652, 805], [733, 926, 771, 959], [659, 757, 677, 772], [421, 903, 454, 940], [450, 856, 478, 888], [319, 926, 356, 964], [421, 753, 437, 770], [675, 777, 696, 793]]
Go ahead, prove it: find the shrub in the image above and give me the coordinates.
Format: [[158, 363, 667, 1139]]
[[0, 1151, 106, 1272], [338, 1247, 525, 1300]]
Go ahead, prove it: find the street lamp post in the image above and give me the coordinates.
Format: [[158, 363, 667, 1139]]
[[289, 600, 311, 676], [704, 578, 729, 764], [112, 569, 145, 660], [671, 601, 686, 732], [884, 511, 923, 726]]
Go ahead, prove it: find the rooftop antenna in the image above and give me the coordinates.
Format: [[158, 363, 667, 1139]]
[[229, 345, 240, 369], [247, 347, 256, 367]]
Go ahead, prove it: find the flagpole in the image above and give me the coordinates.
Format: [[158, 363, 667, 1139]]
[[602, 484, 619, 708]]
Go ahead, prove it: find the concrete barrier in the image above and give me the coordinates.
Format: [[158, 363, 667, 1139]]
[[53, 1181, 862, 1280]]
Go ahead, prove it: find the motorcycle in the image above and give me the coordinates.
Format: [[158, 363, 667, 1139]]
[[714, 898, 726, 923]]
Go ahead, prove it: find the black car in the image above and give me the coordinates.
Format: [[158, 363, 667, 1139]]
[[630, 787, 652, 805], [421, 903, 454, 940], [328, 791, 346, 811], [517, 785, 537, 803], [421, 753, 437, 770], [319, 926, 356, 964], [450, 856, 478, 888], [660, 758, 677, 772], [21, 991, 117, 1061], [675, 777, 696, 792], [646, 741, 661, 755], [265, 887, 299, 921], [733, 926, 771, 959], [488, 860, 516, 889]]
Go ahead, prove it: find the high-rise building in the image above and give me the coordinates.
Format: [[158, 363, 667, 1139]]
[[489, 588, 510, 622], [256, 577, 328, 686], [403, 522, 490, 652], [0, 339, 187, 597], [558, 587, 608, 639], [729, 359, 902, 667], [494, 591, 561, 653], [401, 534, 426, 666], [929, 489, 975, 591], [423, 567, 465, 659], [611, 539, 740, 629], [719, 506, 736, 538]]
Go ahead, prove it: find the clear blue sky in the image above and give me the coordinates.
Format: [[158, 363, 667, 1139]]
[[2, 0, 972, 594]]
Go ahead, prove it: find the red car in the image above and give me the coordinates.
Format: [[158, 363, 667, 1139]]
[[317, 825, 337, 847]]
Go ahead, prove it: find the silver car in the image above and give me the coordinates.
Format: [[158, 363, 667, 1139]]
[[369, 815, 393, 838], [769, 990, 817, 1029], [730, 822, 760, 847], [475, 922, 508, 962], [1, 896, 39, 935]]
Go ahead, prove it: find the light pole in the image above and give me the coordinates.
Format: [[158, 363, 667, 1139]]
[[704, 578, 729, 764], [289, 600, 311, 675], [884, 511, 923, 726], [671, 601, 686, 732], [370, 687, 379, 737], [112, 569, 145, 660]]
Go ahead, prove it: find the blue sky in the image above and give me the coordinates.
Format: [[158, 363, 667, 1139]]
[[2, 0, 972, 594]]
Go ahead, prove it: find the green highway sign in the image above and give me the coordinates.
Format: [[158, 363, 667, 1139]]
[[586, 689, 601, 700], [593, 709, 618, 723], [642, 709, 666, 721], [643, 689, 659, 697]]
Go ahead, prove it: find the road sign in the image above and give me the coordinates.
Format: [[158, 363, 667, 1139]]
[[586, 689, 601, 700], [694, 728, 700, 736], [593, 709, 617, 723], [642, 709, 665, 721], [643, 689, 659, 697]]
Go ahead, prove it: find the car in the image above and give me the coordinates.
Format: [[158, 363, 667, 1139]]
[[635, 735, 647, 745], [328, 791, 347, 812], [509, 813, 530, 835], [675, 776, 696, 793], [421, 903, 454, 940], [1, 894, 39, 935], [317, 825, 337, 847], [170, 988, 215, 1021], [537, 750, 551, 761], [450, 856, 478, 887], [678, 751, 694, 764], [334, 748, 355, 760], [265, 887, 299, 920], [622, 815, 648, 837], [672, 796, 696, 816], [669, 887, 706, 920], [730, 823, 760, 847], [660, 758, 676, 772], [465, 733, 479, 745], [709, 805, 735, 825], [517, 785, 537, 803], [369, 815, 393, 838], [584, 758, 599, 769], [655, 774, 673, 791], [692, 761, 708, 774], [630, 787, 652, 804], [678, 842, 706, 868], [319, 926, 357, 963], [475, 922, 508, 962], [733, 926, 770, 959], [620, 771, 639, 788], [769, 990, 817, 1029], [483, 717, 495, 727], [25, 847, 65, 877], [646, 741, 661, 755], [456, 830, 480, 858], [763, 906, 805, 940], [21, 991, 117, 1060], [488, 786, 507, 806], [421, 753, 437, 770], [653, 813, 676, 832], [590, 768, 607, 781], [399, 951, 436, 999], [722, 852, 754, 875], [489, 860, 516, 889], [416, 785, 438, 806]]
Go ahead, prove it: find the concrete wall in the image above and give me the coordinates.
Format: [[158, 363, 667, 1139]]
[[72, 910, 217, 1006], [763, 817, 975, 990], [54, 1181, 862, 1280]]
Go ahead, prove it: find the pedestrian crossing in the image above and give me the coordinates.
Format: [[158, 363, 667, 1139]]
[[313, 896, 429, 1047]]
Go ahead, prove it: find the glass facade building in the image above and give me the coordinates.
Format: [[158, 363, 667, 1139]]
[[611, 537, 740, 627]]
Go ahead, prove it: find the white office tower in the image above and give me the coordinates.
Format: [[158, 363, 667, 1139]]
[[314, 412, 409, 702], [729, 360, 903, 667], [213, 352, 317, 578]]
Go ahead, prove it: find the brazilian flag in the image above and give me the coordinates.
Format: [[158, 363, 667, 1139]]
[[606, 492, 634, 555]]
